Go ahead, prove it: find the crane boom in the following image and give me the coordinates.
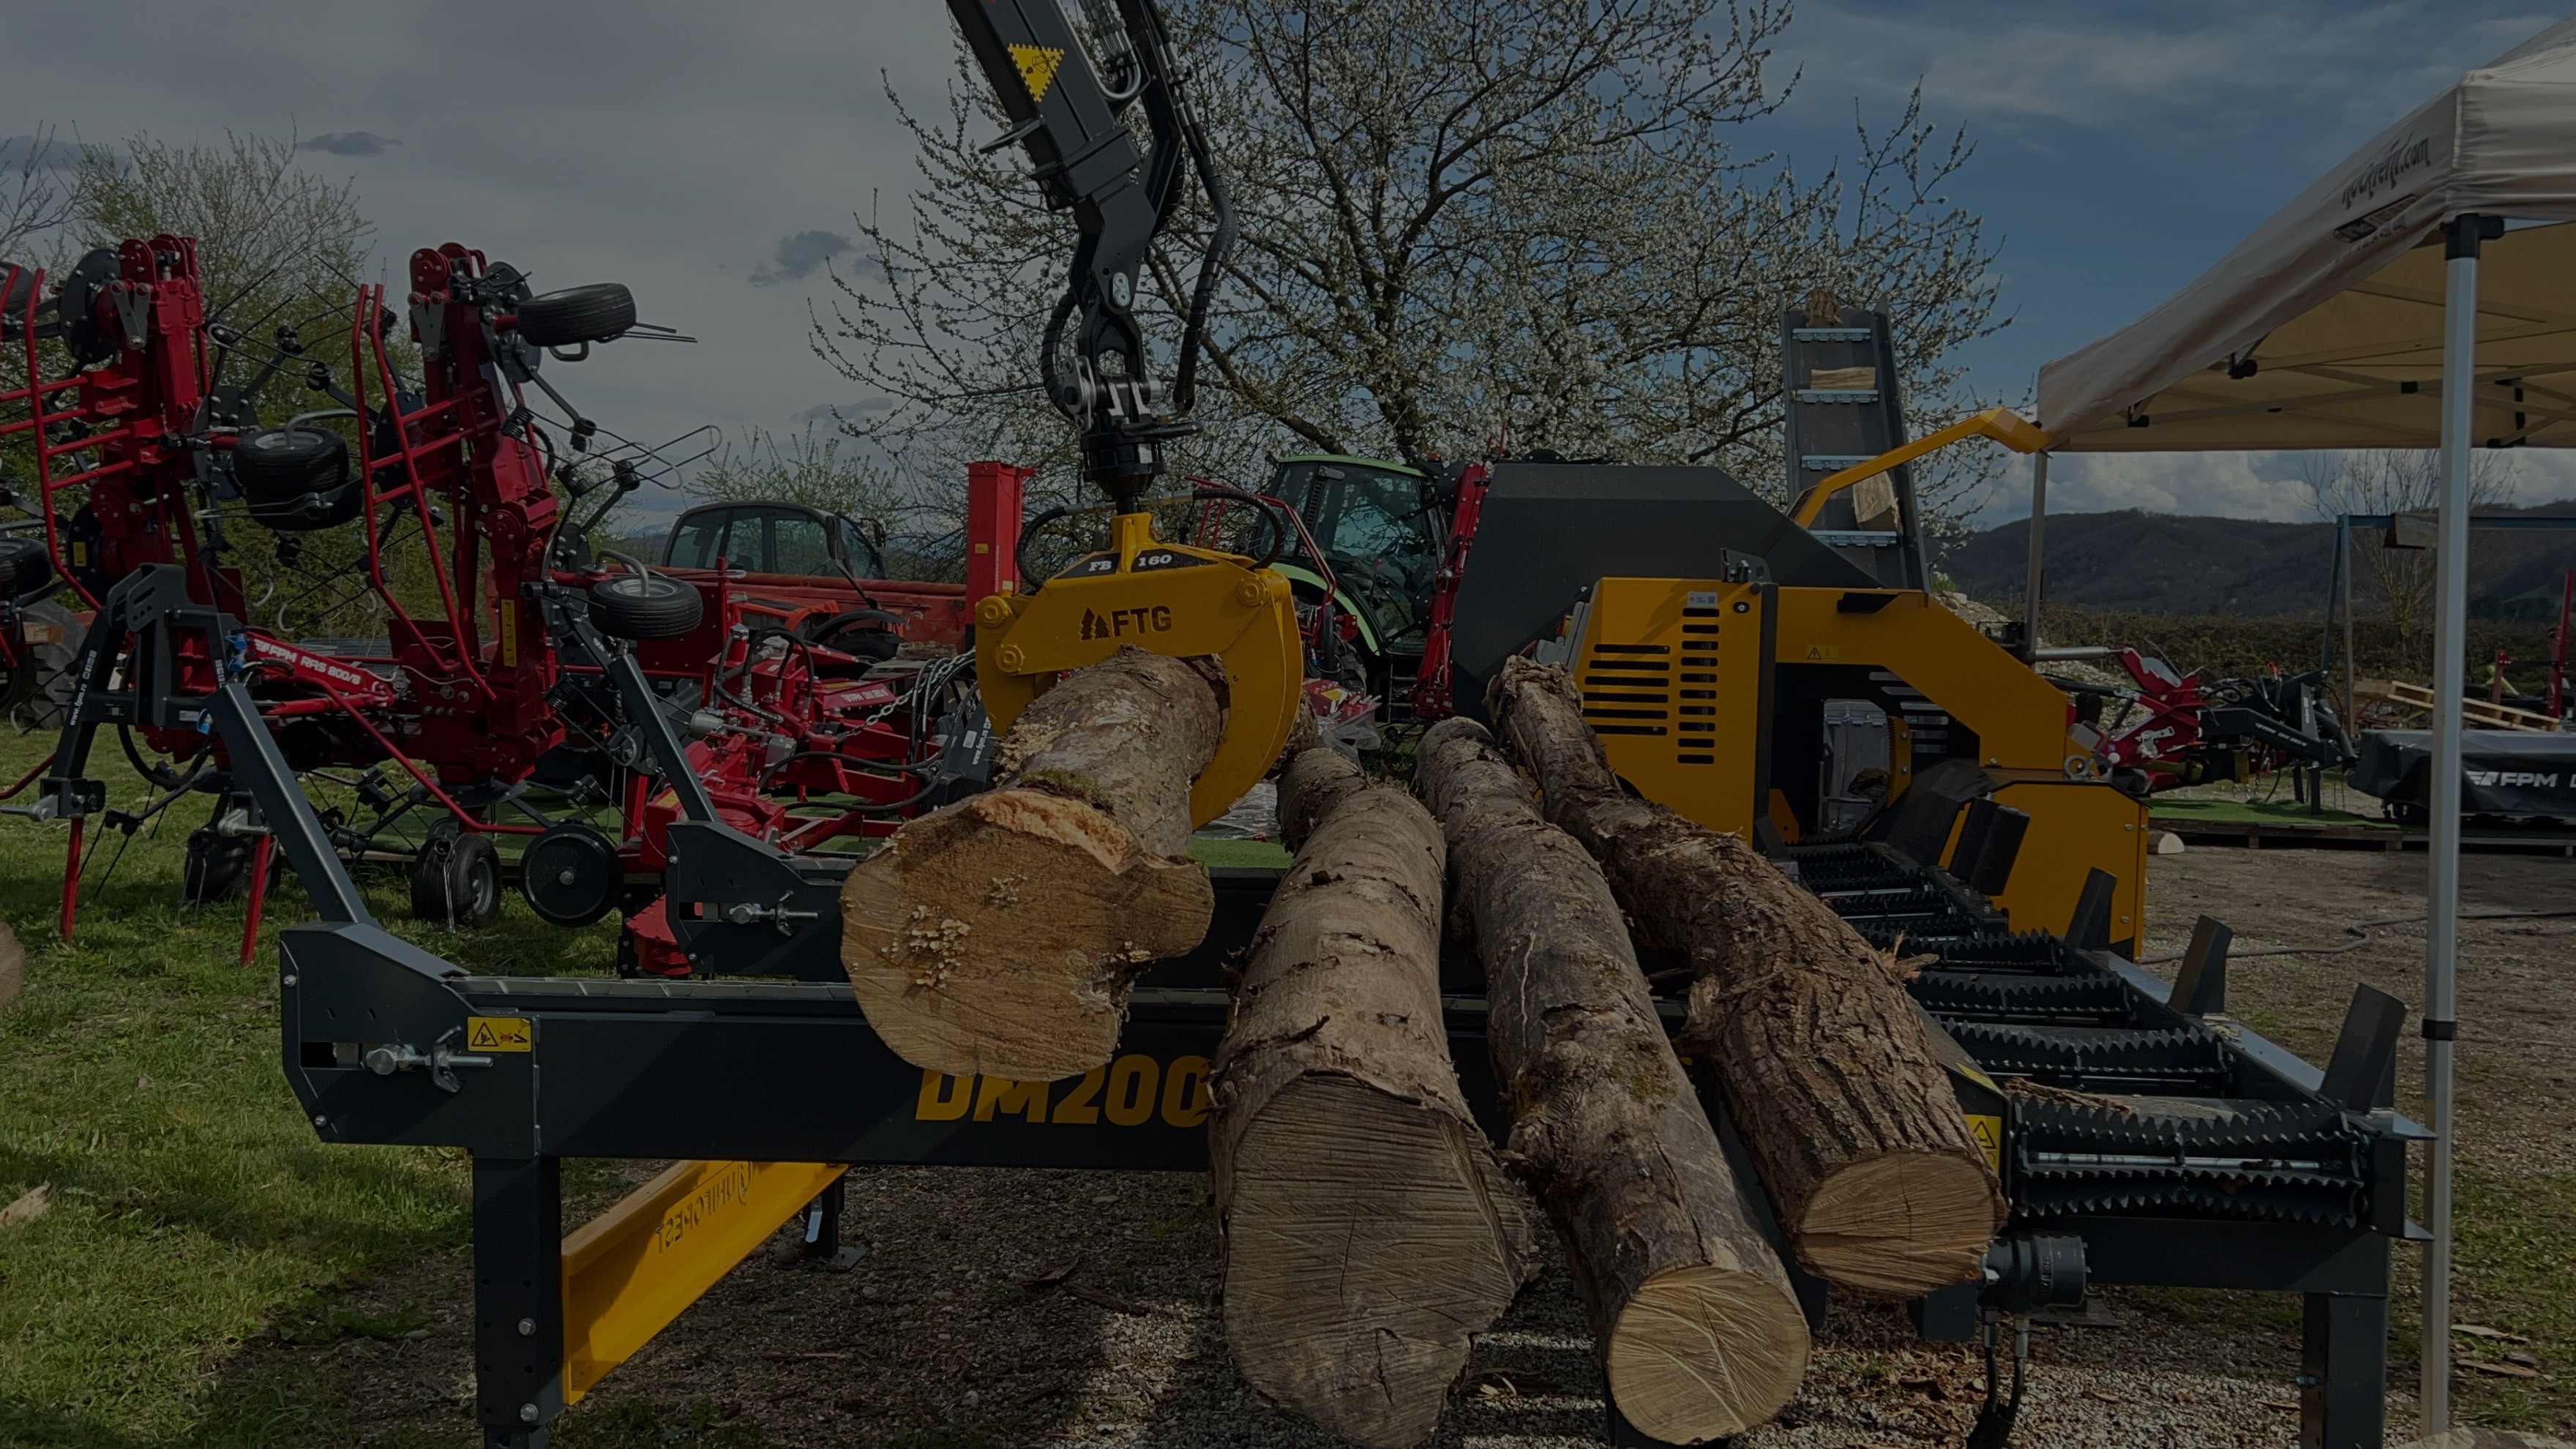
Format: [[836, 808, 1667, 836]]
[[948, 0, 1229, 507]]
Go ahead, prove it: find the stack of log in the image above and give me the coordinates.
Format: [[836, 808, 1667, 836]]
[[1483, 657, 2005, 1298], [1414, 717, 1810, 1441], [840, 648, 2005, 1446]]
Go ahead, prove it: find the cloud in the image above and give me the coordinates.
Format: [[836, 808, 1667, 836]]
[[1974, 451, 2314, 522], [1979, 448, 2576, 523], [1781, 2, 2550, 158], [302, 130, 399, 156], [749, 229, 853, 288]]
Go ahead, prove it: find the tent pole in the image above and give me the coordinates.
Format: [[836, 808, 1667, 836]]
[[2422, 211, 2494, 1437], [2341, 515, 2358, 730], [2023, 451, 2048, 661]]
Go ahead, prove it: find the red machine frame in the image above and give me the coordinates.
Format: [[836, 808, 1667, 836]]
[[7, 235, 1022, 967]]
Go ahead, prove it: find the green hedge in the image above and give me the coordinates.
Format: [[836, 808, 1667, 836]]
[[2040, 605, 2563, 688]]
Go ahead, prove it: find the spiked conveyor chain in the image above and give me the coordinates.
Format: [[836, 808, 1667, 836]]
[[1906, 970, 2136, 1025], [2010, 1098, 2372, 1227], [1948, 1022, 2234, 1091], [1782, 838, 2398, 1240]]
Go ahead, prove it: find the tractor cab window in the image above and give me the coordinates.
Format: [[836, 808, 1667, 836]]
[[1269, 460, 1436, 597], [668, 504, 871, 579], [1329, 471, 1433, 572], [1272, 459, 1442, 600], [832, 517, 888, 580], [771, 512, 834, 577], [665, 508, 738, 569]]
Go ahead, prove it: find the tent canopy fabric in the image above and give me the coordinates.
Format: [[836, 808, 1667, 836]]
[[2037, 17, 2576, 453]]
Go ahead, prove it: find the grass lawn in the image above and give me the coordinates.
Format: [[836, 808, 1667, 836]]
[[0, 728, 637, 1447], [2150, 795, 2391, 829]]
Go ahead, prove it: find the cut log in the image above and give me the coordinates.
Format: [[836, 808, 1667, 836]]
[[1488, 657, 2004, 1298], [1416, 717, 1810, 1440], [842, 645, 1221, 1082], [1211, 746, 1534, 1449]]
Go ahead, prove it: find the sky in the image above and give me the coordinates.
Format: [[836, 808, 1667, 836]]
[[4, 1, 2572, 530]]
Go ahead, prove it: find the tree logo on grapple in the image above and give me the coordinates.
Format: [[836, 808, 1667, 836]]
[[1080, 606, 1174, 640]]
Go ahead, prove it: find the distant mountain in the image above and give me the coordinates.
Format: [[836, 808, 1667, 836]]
[[1940, 503, 2576, 619]]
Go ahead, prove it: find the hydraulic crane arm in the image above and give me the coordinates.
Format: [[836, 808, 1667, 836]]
[[948, 0, 1232, 505]]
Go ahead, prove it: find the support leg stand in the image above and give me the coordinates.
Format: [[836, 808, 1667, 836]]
[[475, 1157, 564, 1449]]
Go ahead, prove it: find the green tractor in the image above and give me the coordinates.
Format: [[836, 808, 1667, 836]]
[[1250, 454, 1447, 708]]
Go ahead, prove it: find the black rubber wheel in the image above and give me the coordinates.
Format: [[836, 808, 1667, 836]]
[[518, 822, 623, 927], [409, 824, 502, 929], [183, 828, 255, 902], [233, 427, 348, 501], [0, 536, 53, 601], [588, 572, 703, 640], [246, 482, 362, 533], [515, 283, 636, 348]]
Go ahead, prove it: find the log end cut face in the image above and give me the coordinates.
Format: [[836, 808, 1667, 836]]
[[1608, 1259, 1811, 1443], [842, 787, 1213, 1082], [1794, 1150, 2001, 1298], [1221, 1073, 1530, 1449]]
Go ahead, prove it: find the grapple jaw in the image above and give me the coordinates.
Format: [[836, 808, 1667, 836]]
[[974, 510, 1302, 827]]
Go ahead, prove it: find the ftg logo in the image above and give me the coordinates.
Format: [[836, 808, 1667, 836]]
[[1079, 605, 1175, 640]]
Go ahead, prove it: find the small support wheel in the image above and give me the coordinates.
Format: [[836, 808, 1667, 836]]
[[184, 829, 258, 902], [588, 572, 703, 640], [0, 536, 54, 601], [518, 822, 623, 927], [409, 822, 501, 929], [514, 283, 636, 348]]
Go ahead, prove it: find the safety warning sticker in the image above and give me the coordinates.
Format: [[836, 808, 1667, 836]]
[[465, 1016, 533, 1053]]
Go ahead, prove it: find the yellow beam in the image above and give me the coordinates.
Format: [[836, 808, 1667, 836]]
[[1792, 405, 2053, 528], [560, 1159, 847, 1402]]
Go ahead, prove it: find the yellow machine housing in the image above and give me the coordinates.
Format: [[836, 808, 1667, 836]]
[[1562, 577, 2148, 949], [975, 510, 1303, 827]]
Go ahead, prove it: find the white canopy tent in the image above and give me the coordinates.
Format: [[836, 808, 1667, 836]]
[[2030, 15, 2576, 1434]]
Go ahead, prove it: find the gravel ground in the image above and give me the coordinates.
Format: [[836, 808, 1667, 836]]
[[217, 844, 2575, 1447], [2132, 846, 2576, 1175]]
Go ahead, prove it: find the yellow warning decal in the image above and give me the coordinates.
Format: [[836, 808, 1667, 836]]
[[497, 599, 519, 668], [1965, 1112, 2002, 1175], [466, 1016, 533, 1053], [1009, 42, 1066, 102], [1803, 643, 1842, 662]]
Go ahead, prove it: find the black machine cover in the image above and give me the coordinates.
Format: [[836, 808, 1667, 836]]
[[2351, 728, 2576, 817], [1448, 463, 1871, 718]]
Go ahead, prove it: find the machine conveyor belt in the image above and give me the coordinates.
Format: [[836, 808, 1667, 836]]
[[1787, 837, 2407, 1238]]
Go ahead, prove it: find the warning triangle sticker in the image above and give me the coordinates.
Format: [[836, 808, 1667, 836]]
[[1008, 43, 1066, 103]]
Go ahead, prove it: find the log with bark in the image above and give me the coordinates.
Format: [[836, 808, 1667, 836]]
[[1415, 716, 1810, 1440], [1488, 657, 2004, 1298], [1211, 746, 1535, 1449], [842, 645, 1221, 1082]]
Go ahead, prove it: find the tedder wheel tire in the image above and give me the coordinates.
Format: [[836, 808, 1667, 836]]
[[514, 283, 636, 348], [0, 536, 53, 601], [410, 825, 502, 929], [184, 829, 254, 902], [233, 427, 348, 501], [519, 822, 623, 927], [588, 572, 703, 640]]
